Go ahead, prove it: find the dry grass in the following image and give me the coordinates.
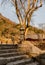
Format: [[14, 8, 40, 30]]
[[0, 14, 45, 45]]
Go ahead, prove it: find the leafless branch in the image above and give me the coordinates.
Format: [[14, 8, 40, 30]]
[[11, 0, 42, 26]]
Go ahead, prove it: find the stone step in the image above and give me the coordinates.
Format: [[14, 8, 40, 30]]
[[0, 44, 18, 46], [6, 58, 33, 65], [0, 45, 37, 65], [0, 49, 19, 54], [0, 44, 18, 49], [0, 55, 27, 65], [0, 52, 26, 57], [0, 47, 17, 49]]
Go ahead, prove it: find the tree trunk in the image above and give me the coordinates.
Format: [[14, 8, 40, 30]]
[[20, 21, 26, 43]]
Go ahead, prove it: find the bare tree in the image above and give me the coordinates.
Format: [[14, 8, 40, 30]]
[[11, 0, 42, 41], [11, 0, 42, 26]]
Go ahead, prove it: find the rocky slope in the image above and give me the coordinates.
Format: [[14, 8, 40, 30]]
[[0, 14, 45, 46], [0, 14, 20, 44]]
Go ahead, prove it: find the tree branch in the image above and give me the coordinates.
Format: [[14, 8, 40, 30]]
[[15, 0, 23, 24]]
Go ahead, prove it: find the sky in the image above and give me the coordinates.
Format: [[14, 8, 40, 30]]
[[0, 0, 45, 28]]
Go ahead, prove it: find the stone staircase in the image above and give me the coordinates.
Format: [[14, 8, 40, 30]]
[[0, 44, 44, 65]]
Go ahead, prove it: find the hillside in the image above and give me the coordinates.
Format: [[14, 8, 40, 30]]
[[0, 14, 20, 44], [0, 14, 45, 47]]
